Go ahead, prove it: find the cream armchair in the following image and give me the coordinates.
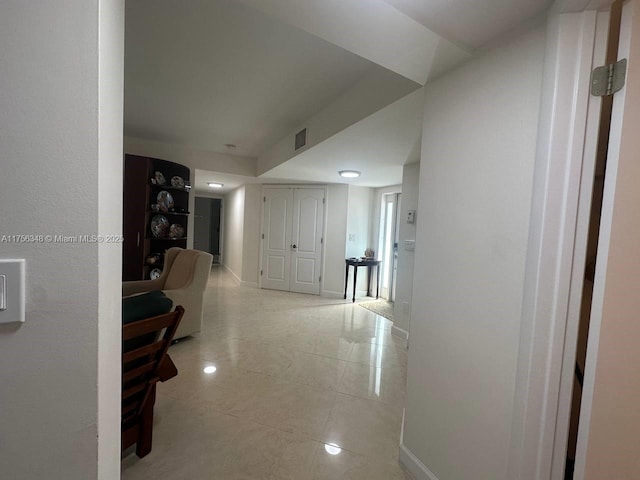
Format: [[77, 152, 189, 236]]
[[123, 248, 213, 339]]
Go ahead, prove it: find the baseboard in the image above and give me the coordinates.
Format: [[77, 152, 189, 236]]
[[321, 290, 344, 299], [399, 443, 440, 480], [391, 325, 409, 341], [222, 264, 241, 285], [240, 280, 258, 288]]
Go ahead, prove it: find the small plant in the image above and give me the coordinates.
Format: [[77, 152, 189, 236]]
[[364, 248, 375, 258]]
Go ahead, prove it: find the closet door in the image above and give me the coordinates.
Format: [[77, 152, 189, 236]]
[[290, 188, 325, 295], [261, 188, 293, 292]]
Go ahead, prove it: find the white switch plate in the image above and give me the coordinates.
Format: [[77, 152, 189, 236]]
[[404, 240, 416, 251], [0, 259, 26, 324]]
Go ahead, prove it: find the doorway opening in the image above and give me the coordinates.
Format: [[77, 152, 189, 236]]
[[194, 197, 222, 264], [379, 192, 401, 301]]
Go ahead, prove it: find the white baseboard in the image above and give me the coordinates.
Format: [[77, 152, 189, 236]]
[[240, 280, 258, 288], [321, 290, 344, 299], [222, 264, 241, 285], [399, 443, 440, 480], [391, 325, 409, 341]]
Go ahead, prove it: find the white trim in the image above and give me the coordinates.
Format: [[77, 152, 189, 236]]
[[222, 264, 241, 285], [240, 281, 258, 288], [574, 1, 635, 475], [391, 324, 409, 341], [399, 443, 440, 480], [508, 9, 606, 480], [320, 290, 344, 299]]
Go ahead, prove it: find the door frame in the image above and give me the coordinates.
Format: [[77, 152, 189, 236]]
[[507, 4, 613, 479], [259, 185, 327, 293]]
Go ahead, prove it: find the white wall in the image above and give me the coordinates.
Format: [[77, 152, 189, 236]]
[[393, 162, 420, 334], [241, 184, 262, 287], [223, 186, 246, 283], [0, 1, 123, 479], [345, 186, 375, 293], [322, 184, 349, 297], [401, 24, 546, 480]]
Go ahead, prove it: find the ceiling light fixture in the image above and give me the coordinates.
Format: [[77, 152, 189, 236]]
[[324, 443, 342, 455], [208, 182, 224, 188], [339, 170, 361, 178], [203, 365, 217, 374]]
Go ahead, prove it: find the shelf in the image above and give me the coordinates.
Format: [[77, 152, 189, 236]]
[[148, 237, 188, 241], [148, 211, 190, 216], [150, 184, 191, 191]]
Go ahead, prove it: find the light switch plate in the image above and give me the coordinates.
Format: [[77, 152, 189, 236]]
[[0, 259, 26, 324], [404, 240, 416, 251]]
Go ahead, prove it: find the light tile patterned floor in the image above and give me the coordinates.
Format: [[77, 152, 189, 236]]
[[122, 266, 413, 479]]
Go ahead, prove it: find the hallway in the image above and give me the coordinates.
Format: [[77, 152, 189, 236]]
[[122, 266, 412, 479]]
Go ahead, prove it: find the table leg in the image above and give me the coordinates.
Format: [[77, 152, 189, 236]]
[[352, 266, 358, 303], [344, 263, 349, 300], [376, 264, 380, 300], [367, 266, 373, 297]]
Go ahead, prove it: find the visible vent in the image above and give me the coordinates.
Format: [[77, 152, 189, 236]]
[[295, 128, 307, 150]]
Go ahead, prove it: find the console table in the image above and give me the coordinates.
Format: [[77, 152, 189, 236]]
[[344, 258, 381, 303]]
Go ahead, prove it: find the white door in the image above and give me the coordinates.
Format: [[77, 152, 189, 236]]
[[261, 187, 325, 294], [261, 188, 293, 291], [290, 188, 324, 295]]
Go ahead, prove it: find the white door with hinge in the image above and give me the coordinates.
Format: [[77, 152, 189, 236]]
[[290, 188, 324, 295], [261, 188, 293, 291], [261, 187, 324, 295]]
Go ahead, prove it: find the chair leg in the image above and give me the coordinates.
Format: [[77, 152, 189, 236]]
[[136, 385, 157, 458]]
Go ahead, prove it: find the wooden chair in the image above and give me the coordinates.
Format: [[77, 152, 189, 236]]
[[121, 305, 184, 458]]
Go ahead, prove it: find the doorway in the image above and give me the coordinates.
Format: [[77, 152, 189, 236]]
[[379, 192, 401, 301], [194, 197, 222, 263], [261, 187, 326, 295]]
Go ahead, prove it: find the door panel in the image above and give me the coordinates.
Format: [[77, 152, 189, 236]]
[[290, 188, 324, 295], [262, 189, 293, 291]]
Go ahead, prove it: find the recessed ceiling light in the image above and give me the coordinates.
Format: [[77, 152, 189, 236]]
[[324, 443, 342, 455], [208, 182, 224, 188], [339, 170, 361, 178], [203, 365, 217, 374]]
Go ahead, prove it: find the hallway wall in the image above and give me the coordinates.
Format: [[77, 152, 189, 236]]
[[0, 1, 123, 478], [402, 22, 546, 480]]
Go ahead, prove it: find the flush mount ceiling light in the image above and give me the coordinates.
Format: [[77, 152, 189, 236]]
[[208, 182, 224, 188], [339, 170, 361, 178], [203, 365, 217, 374]]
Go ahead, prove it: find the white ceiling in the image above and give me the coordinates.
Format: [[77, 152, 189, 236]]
[[382, 0, 553, 48], [125, 0, 555, 191], [125, 0, 418, 158], [261, 88, 424, 187]]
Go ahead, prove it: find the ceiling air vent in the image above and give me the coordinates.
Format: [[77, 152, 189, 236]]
[[295, 128, 307, 151]]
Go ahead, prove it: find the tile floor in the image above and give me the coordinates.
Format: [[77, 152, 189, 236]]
[[122, 266, 413, 480]]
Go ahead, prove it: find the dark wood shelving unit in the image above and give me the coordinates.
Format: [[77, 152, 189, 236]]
[[123, 155, 191, 281]]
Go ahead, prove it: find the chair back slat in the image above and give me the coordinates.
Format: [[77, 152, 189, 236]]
[[121, 306, 184, 452], [123, 341, 166, 365]]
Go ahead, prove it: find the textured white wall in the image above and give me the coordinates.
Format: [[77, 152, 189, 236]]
[[322, 185, 349, 296], [0, 1, 123, 478], [223, 186, 246, 283], [345, 186, 374, 294], [402, 24, 546, 480], [241, 184, 262, 286], [393, 162, 420, 333]]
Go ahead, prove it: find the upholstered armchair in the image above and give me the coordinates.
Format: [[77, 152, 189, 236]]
[[123, 248, 213, 339]]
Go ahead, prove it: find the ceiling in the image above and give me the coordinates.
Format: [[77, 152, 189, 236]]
[[125, 0, 554, 191], [382, 0, 553, 48]]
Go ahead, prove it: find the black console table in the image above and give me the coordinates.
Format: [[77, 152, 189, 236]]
[[344, 258, 381, 303]]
